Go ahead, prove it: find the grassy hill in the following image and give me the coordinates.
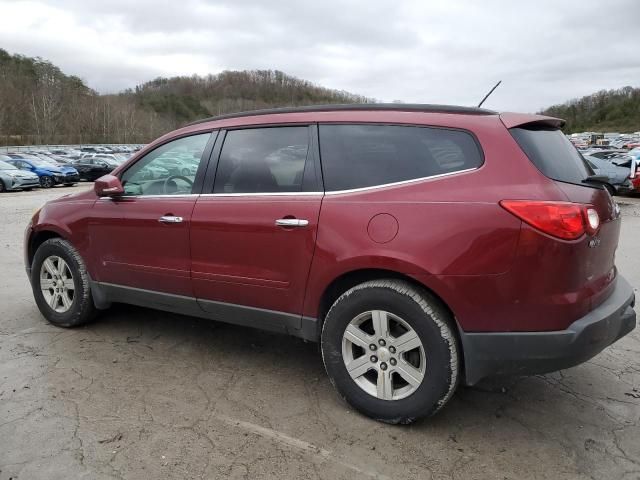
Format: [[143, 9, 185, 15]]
[[0, 49, 372, 145], [540, 87, 640, 133]]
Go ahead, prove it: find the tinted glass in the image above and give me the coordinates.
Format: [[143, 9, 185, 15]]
[[121, 133, 210, 196], [214, 127, 309, 193], [510, 127, 593, 184], [319, 124, 483, 191]]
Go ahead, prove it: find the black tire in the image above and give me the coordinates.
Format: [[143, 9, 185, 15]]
[[31, 238, 96, 327], [321, 279, 459, 424], [0, 180, 5, 192], [40, 176, 54, 188]]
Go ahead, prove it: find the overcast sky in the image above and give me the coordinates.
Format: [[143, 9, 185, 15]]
[[1, 0, 638, 112]]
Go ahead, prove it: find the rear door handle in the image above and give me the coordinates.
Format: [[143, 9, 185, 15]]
[[159, 215, 183, 224], [275, 218, 309, 228]]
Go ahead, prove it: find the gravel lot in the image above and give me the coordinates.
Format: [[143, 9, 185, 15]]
[[1, 185, 639, 480]]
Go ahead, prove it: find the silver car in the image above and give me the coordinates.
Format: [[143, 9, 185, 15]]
[[0, 158, 40, 192]]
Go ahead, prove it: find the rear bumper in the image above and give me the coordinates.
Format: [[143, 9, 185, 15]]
[[461, 275, 636, 385], [616, 180, 635, 195]]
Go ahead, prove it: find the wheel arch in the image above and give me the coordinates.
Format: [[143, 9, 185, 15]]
[[28, 228, 68, 269], [316, 268, 464, 359]]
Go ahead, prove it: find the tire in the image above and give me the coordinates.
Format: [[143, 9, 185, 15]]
[[321, 279, 459, 424], [31, 238, 96, 327], [40, 176, 54, 188], [0, 180, 5, 192]]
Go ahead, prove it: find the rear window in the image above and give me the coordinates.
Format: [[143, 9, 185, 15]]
[[319, 124, 483, 191], [510, 127, 593, 184]]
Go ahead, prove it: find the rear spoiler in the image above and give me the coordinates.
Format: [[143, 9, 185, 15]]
[[500, 112, 565, 129]]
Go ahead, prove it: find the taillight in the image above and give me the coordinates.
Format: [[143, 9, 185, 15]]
[[500, 200, 599, 240]]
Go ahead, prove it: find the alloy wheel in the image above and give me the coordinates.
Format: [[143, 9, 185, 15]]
[[342, 310, 426, 400], [40, 256, 75, 313]]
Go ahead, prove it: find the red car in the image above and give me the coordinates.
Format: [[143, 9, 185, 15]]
[[25, 104, 636, 423]]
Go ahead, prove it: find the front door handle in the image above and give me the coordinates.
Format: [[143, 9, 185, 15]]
[[159, 215, 183, 224], [275, 218, 309, 228]]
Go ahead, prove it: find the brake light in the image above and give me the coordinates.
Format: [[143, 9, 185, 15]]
[[500, 200, 599, 240]]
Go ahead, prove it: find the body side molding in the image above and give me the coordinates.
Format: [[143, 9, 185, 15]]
[[89, 281, 318, 341]]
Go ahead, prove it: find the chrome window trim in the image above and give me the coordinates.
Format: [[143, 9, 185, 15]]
[[98, 194, 197, 200], [97, 166, 477, 199], [200, 191, 323, 197], [323, 167, 478, 195], [98, 192, 324, 200]]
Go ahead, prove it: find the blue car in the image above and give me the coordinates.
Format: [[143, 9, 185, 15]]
[[5, 155, 79, 188]]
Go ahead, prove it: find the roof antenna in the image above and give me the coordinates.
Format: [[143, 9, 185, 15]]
[[477, 80, 502, 108]]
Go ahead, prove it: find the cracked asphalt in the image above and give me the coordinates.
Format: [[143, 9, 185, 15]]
[[1, 185, 639, 480]]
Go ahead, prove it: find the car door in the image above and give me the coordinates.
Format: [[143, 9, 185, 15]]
[[89, 132, 216, 297], [190, 125, 323, 323], [74, 159, 91, 179]]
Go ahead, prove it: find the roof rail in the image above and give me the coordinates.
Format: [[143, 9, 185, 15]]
[[186, 103, 497, 126]]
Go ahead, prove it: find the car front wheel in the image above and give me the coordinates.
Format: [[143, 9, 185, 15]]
[[31, 238, 96, 327], [321, 279, 459, 424], [40, 176, 54, 188]]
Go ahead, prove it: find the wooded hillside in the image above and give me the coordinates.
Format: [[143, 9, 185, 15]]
[[540, 87, 640, 133], [0, 49, 372, 145]]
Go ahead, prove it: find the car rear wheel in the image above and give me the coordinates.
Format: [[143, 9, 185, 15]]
[[40, 176, 54, 188], [31, 238, 96, 327], [321, 279, 459, 424]]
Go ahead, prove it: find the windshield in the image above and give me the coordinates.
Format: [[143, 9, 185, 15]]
[[0, 160, 17, 170], [23, 158, 58, 167], [510, 127, 594, 185]]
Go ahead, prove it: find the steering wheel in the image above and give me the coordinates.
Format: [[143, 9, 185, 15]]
[[163, 175, 193, 194]]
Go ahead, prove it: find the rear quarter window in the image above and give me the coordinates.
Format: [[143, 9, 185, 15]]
[[510, 127, 593, 184], [319, 124, 483, 191]]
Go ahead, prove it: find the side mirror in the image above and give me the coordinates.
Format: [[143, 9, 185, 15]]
[[95, 174, 124, 197]]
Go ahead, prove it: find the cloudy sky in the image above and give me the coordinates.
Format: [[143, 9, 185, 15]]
[[1, 0, 638, 112]]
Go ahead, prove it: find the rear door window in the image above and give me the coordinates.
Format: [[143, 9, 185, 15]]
[[318, 124, 483, 191], [510, 127, 593, 184], [213, 127, 310, 194]]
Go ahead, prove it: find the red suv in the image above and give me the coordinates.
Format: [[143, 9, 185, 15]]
[[25, 104, 636, 423]]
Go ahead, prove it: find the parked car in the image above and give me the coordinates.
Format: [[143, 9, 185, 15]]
[[628, 147, 640, 161], [5, 156, 79, 188], [72, 157, 119, 181], [0, 158, 40, 192], [24, 104, 636, 423], [583, 155, 635, 195], [583, 149, 629, 160], [27, 152, 74, 165]]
